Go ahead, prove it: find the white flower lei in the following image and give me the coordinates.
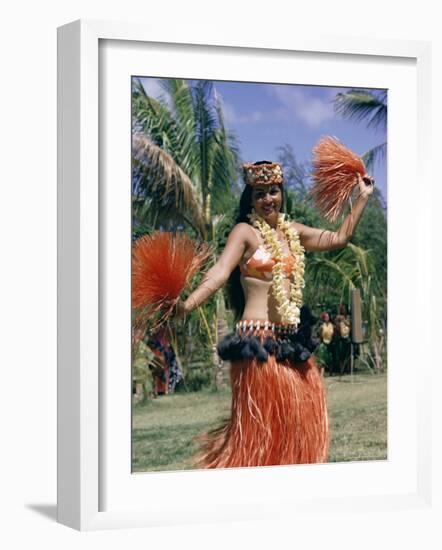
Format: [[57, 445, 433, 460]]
[[248, 210, 305, 325]]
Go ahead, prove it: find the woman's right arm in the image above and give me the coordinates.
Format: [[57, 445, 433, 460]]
[[179, 223, 255, 315]]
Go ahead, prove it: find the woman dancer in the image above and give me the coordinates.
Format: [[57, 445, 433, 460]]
[[177, 160, 373, 468]]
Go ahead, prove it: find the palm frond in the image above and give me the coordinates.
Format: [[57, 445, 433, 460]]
[[309, 257, 355, 287], [132, 79, 197, 175], [362, 142, 387, 172], [159, 79, 195, 129], [133, 89, 181, 154], [132, 133, 207, 237], [333, 89, 387, 131], [157, 79, 201, 178], [309, 243, 375, 293], [192, 81, 218, 194], [132, 78, 243, 235], [343, 243, 371, 271], [209, 92, 242, 211]]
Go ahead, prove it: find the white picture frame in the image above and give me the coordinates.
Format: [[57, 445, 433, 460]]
[[57, 19, 433, 531]]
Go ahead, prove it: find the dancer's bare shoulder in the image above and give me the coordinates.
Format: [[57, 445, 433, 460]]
[[229, 222, 259, 255]]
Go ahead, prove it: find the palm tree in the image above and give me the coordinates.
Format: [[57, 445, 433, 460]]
[[132, 78, 241, 238], [333, 89, 387, 172], [132, 134, 207, 237], [132, 78, 241, 387]]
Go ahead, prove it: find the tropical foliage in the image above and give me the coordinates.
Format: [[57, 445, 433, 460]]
[[280, 142, 387, 370], [132, 78, 241, 239], [132, 78, 242, 386], [332, 88, 388, 368], [132, 79, 388, 393], [333, 88, 387, 172]]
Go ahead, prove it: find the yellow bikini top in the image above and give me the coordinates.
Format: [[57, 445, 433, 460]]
[[321, 322, 334, 344], [239, 244, 295, 282], [339, 320, 350, 338]]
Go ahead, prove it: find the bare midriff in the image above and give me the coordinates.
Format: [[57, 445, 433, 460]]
[[240, 274, 292, 324]]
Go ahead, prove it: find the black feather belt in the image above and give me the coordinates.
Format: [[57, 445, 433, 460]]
[[217, 314, 319, 364]]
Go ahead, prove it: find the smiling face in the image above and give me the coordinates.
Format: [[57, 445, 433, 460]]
[[251, 184, 283, 227]]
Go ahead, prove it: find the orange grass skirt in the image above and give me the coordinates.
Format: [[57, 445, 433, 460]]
[[194, 354, 329, 469]]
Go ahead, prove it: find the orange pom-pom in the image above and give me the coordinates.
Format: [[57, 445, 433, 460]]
[[310, 136, 367, 222], [132, 231, 210, 327]]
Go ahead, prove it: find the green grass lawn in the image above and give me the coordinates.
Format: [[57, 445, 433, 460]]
[[132, 372, 387, 472]]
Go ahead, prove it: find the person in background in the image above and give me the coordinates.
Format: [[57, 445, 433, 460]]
[[317, 311, 335, 376], [335, 303, 352, 374]]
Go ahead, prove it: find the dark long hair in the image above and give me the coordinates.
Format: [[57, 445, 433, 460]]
[[226, 161, 285, 320]]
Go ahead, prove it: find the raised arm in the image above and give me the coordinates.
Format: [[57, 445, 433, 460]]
[[178, 223, 256, 315], [295, 173, 374, 252]]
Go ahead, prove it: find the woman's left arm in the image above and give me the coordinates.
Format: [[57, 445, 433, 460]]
[[294, 173, 374, 252]]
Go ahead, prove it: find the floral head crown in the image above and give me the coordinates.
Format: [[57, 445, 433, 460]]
[[242, 162, 284, 187]]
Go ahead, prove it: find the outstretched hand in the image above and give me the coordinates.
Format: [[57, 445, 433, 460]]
[[356, 172, 375, 199], [174, 298, 188, 319]]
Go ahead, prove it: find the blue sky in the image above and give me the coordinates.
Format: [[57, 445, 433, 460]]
[[139, 77, 387, 201]]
